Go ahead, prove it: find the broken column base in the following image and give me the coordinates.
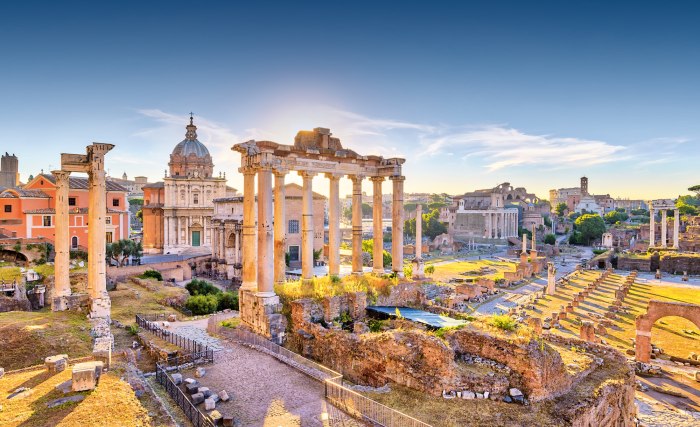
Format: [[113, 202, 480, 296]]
[[89, 296, 111, 319], [412, 259, 425, 279], [239, 290, 287, 345]]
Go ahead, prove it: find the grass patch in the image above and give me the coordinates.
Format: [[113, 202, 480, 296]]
[[0, 369, 152, 427], [221, 318, 240, 328], [0, 310, 92, 370], [489, 314, 517, 331], [0, 266, 21, 282], [109, 279, 187, 325]]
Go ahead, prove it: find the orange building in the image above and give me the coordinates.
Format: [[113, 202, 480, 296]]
[[0, 174, 129, 248]]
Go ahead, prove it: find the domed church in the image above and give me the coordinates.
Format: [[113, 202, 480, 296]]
[[142, 115, 229, 254]]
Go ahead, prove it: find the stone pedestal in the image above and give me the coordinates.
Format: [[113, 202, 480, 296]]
[[239, 290, 287, 344], [71, 361, 103, 392]]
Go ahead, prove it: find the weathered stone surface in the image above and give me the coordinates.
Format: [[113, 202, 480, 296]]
[[204, 397, 216, 410], [195, 367, 206, 378], [172, 373, 183, 385], [198, 387, 212, 398], [71, 361, 103, 391], [191, 392, 205, 405], [186, 383, 199, 394], [219, 389, 230, 401], [45, 354, 69, 373], [47, 394, 85, 408]]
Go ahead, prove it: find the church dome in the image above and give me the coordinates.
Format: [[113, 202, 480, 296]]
[[172, 138, 210, 158]]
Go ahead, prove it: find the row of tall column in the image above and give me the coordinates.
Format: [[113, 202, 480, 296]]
[[649, 207, 680, 248], [240, 169, 406, 296], [484, 211, 518, 239]]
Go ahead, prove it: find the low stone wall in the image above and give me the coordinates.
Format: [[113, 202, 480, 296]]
[[660, 253, 700, 274], [617, 256, 651, 272], [105, 255, 210, 283]]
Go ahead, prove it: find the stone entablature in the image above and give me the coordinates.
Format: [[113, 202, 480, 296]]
[[647, 199, 680, 249]]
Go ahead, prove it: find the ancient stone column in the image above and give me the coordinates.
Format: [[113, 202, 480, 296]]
[[390, 176, 405, 275], [661, 209, 667, 248], [547, 262, 556, 295], [370, 176, 384, 274], [522, 233, 527, 254], [274, 170, 286, 285], [649, 206, 655, 248], [240, 167, 257, 291], [326, 173, 341, 277], [350, 175, 364, 274], [257, 166, 274, 296], [300, 171, 316, 280], [52, 170, 71, 310], [673, 209, 680, 249], [413, 204, 425, 279], [87, 143, 113, 318]]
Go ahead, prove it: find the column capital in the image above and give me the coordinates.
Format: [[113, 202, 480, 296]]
[[349, 174, 365, 183], [369, 176, 385, 183], [51, 170, 71, 181], [389, 175, 405, 182], [273, 168, 288, 178], [298, 170, 317, 180], [239, 166, 258, 176], [324, 172, 343, 181]]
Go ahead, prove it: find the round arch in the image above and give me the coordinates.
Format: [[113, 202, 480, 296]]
[[635, 300, 700, 362]]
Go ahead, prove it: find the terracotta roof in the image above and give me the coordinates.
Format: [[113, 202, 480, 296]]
[[143, 181, 165, 188], [24, 208, 127, 215], [1, 188, 50, 198], [36, 174, 129, 192]]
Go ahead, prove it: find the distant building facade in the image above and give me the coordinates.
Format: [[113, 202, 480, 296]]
[[0, 153, 20, 188]]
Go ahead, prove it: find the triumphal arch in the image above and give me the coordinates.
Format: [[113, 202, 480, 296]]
[[233, 127, 405, 343]]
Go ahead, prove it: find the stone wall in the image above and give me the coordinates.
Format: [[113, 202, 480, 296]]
[[375, 282, 426, 306], [105, 255, 210, 283], [659, 253, 700, 274], [617, 256, 651, 272]]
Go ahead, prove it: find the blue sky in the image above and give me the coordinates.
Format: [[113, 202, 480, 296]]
[[2, 1, 699, 199]]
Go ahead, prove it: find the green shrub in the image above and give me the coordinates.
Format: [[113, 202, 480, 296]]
[[368, 319, 386, 333], [186, 279, 220, 296], [139, 269, 163, 281], [489, 314, 517, 331], [433, 324, 465, 340], [127, 324, 140, 335], [185, 294, 219, 315], [592, 249, 608, 255], [221, 318, 240, 328], [424, 265, 435, 275], [217, 291, 239, 311]]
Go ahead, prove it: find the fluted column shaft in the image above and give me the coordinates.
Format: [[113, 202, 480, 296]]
[[241, 168, 257, 291], [391, 176, 405, 275], [371, 177, 384, 274], [274, 171, 286, 284], [415, 204, 423, 257], [300, 171, 316, 280], [326, 174, 341, 277], [673, 209, 680, 249], [52, 170, 71, 305], [351, 175, 364, 274], [661, 210, 668, 248], [257, 167, 274, 296], [649, 207, 655, 248]]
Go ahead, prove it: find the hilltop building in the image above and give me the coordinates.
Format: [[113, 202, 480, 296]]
[[0, 153, 20, 188]]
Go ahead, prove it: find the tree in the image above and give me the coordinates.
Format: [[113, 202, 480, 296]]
[[136, 209, 143, 222], [604, 211, 628, 224], [129, 198, 144, 206], [544, 234, 556, 245], [404, 208, 447, 240], [689, 184, 700, 197], [543, 215, 552, 227], [361, 238, 391, 267], [106, 239, 142, 266], [361, 203, 373, 218], [555, 202, 568, 217], [676, 195, 700, 216], [568, 211, 581, 221], [342, 206, 352, 221], [574, 214, 606, 245]]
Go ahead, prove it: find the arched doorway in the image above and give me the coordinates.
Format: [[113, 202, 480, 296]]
[[635, 300, 700, 362]]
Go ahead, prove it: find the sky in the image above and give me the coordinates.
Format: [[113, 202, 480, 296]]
[[1, 1, 699, 200]]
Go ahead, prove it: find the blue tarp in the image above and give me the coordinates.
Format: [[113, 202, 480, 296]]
[[366, 306, 467, 329]]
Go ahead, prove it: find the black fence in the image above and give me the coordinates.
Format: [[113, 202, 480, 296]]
[[135, 313, 209, 354], [155, 361, 215, 427]]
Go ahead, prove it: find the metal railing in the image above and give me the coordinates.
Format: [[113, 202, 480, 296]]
[[155, 360, 215, 427], [136, 313, 209, 354], [207, 313, 433, 427]]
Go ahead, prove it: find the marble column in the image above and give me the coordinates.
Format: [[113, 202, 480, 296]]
[[390, 176, 405, 275], [673, 209, 680, 249], [87, 143, 113, 318], [350, 175, 364, 274], [413, 204, 425, 279], [300, 171, 316, 280], [649, 206, 655, 248], [370, 176, 385, 274], [486, 213, 492, 239], [326, 174, 341, 277], [240, 168, 257, 291], [661, 209, 667, 248], [257, 166, 274, 296], [52, 170, 71, 310], [274, 171, 286, 284]]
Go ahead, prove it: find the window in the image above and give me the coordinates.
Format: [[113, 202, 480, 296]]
[[71, 236, 78, 249], [43, 216, 52, 227], [288, 245, 300, 262], [105, 232, 113, 243], [112, 198, 120, 207], [105, 216, 112, 225], [68, 197, 76, 206], [288, 219, 300, 234], [193, 193, 199, 204], [4, 205, 10, 213]]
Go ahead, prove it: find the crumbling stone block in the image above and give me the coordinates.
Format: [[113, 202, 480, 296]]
[[191, 392, 205, 405], [71, 361, 103, 392], [45, 354, 69, 373]]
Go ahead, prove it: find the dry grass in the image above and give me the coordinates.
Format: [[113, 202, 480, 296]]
[[430, 259, 516, 283], [276, 274, 400, 304], [0, 311, 93, 370], [526, 270, 700, 358], [0, 265, 22, 282], [0, 368, 152, 427], [109, 279, 188, 325], [362, 384, 563, 427]]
